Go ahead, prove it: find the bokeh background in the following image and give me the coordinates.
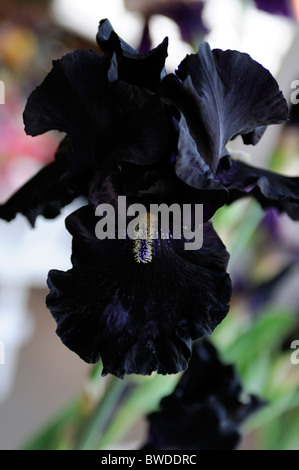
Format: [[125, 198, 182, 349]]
[[1, 0, 299, 450]]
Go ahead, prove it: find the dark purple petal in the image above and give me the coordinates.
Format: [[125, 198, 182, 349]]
[[174, 113, 228, 216], [90, 156, 227, 224], [23, 50, 111, 138], [23, 49, 112, 178], [96, 18, 168, 91], [96, 18, 138, 57], [23, 46, 173, 179], [261, 208, 282, 243], [255, 0, 295, 18], [285, 100, 299, 128], [104, 80, 174, 167], [0, 137, 86, 227], [216, 157, 299, 220], [46, 205, 231, 378], [165, 43, 288, 174], [143, 339, 265, 450]]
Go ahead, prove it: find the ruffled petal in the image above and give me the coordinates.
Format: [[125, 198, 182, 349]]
[[162, 43, 288, 174], [90, 155, 227, 224], [46, 205, 231, 378], [23, 49, 114, 179], [23, 45, 173, 178], [96, 18, 168, 91], [175, 113, 228, 217], [216, 156, 299, 220], [23, 49, 111, 138]]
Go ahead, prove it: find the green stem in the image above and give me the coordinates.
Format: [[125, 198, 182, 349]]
[[76, 375, 126, 450], [227, 203, 264, 270]]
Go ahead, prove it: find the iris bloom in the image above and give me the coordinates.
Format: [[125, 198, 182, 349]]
[[0, 19, 292, 377], [143, 339, 265, 450]]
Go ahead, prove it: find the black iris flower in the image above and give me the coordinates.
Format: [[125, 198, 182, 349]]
[[0, 19, 292, 378], [143, 339, 265, 450]]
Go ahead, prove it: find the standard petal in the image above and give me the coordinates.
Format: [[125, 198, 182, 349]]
[[23, 49, 114, 178], [165, 43, 288, 174], [216, 156, 299, 220], [46, 205, 231, 378], [174, 113, 228, 218], [96, 18, 168, 91], [103, 80, 174, 167], [23, 45, 173, 178], [23, 49, 111, 138]]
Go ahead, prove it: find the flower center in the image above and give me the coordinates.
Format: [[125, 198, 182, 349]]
[[132, 212, 157, 264], [133, 238, 153, 264]]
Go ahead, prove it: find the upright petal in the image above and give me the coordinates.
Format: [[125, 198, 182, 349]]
[[23, 49, 113, 178], [164, 43, 288, 174], [96, 18, 168, 91]]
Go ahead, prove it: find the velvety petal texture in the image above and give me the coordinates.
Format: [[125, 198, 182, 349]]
[[216, 156, 299, 220], [161, 42, 288, 177], [143, 339, 265, 450], [96, 19, 168, 91], [46, 205, 231, 378], [89, 158, 227, 224], [1, 19, 290, 229], [23, 49, 173, 176]]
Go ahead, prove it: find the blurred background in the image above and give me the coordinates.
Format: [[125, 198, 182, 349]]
[[0, 0, 299, 450]]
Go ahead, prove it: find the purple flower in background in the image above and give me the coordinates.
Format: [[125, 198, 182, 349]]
[[158, 1, 209, 45], [233, 262, 295, 314], [125, 0, 209, 53], [255, 0, 296, 18]]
